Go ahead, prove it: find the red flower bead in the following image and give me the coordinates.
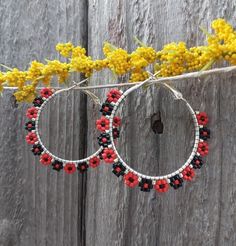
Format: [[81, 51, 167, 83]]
[[182, 166, 195, 181], [25, 132, 38, 144], [89, 156, 100, 168], [113, 116, 121, 127], [40, 153, 53, 166], [40, 88, 53, 98], [154, 179, 169, 193], [197, 141, 209, 156], [64, 163, 76, 174], [107, 89, 122, 103], [102, 148, 117, 163], [96, 116, 110, 132], [196, 112, 208, 126], [124, 172, 139, 188], [26, 107, 38, 119]]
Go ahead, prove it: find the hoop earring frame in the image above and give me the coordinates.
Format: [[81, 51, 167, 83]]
[[100, 82, 210, 192], [25, 82, 103, 174]]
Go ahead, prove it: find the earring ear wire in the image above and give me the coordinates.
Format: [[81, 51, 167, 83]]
[[136, 71, 184, 101]]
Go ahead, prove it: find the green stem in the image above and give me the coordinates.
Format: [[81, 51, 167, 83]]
[[199, 26, 211, 38], [0, 64, 13, 71], [103, 41, 117, 51], [133, 36, 147, 47], [200, 59, 215, 71]]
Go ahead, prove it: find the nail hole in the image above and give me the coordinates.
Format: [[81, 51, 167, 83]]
[[10, 95, 18, 108], [151, 111, 164, 134]]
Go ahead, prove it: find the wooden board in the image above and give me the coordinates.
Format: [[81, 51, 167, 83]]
[[86, 1, 236, 246], [0, 0, 236, 245], [0, 0, 88, 245]]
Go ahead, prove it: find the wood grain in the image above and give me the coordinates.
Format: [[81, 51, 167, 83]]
[[0, 0, 88, 245], [86, 1, 236, 246], [0, 0, 236, 245]]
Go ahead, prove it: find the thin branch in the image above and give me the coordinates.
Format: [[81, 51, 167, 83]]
[[3, 65, 236, 91]]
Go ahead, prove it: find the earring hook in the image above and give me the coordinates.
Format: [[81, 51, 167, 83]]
[[139, 72, 183, 100]]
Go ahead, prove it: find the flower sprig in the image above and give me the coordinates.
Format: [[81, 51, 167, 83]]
[[0, 18, 236, 102]]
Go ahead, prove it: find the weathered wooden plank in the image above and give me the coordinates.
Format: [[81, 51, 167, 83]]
[[86, 0, 236, 246], [0, 0, 236, 245], [217, 73, 236, 245], [0, 0, 88, 245]]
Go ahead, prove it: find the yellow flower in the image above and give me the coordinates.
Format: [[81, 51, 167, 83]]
[[42, 60, 70, 83], [130, 53, 149, 70], [135, 47, 156, 63], [0, 72, 5, 92], [156, 42, 189, 76], [56, 42, 74, 58], [26, 61, 44, 81], [70, 56, 94, 77], [129, 69, 149, 82], [212, 18, 234, 43], [71, 46, 87, 58], [106, 48, 131, 75], [5, 68, 27, 88], [93, 59, 109, 71], [224, 40, 236, 64], [206, 19, 236, 66], [14, 84, 36, 102]]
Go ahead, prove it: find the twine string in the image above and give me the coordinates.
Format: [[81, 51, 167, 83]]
[[140, 71, 183, 100]]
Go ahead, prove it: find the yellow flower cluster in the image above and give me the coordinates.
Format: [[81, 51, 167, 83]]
[[155, 18, 236, 76], [0, 72, 5, 92], [41, 60, 70, 84], [155, 42, 190, 76], [211, 18, 236, 64], [14, 85, 36, 102], [5, 69, 27, 88], [0, 18, 235, 102], [102, 42, 156, 80]]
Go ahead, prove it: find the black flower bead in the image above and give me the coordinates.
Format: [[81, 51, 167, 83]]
[[98, 133, 111, 147], [112, 162, 126, 177], [52, 160, 63, 171], [200, 127, 210, 141], [77, 162, 89, 173], [113, 128, 120, 139], [33, 97, 44, 107], [100, 102, 113, 116], [191, 155, 204, 169], [139, 178, 153, 192], [170, 175, 183, 189], [31, 144, 43, 155], [25, 121, 35, 131]]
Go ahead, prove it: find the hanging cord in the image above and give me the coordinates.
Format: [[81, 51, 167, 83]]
[[145, 71, 183, 100], [129, 71, 183, 101], [49, 78, 101, 105]]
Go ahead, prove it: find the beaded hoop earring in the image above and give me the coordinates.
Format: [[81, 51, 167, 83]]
[[25, 81, 103, 174], [98, 82, 210, 192]]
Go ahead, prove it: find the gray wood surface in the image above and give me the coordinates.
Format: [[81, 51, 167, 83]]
[[0, 0, 236, 245]]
